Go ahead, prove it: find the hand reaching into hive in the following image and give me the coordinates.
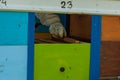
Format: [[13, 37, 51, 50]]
[[35, 13, 67, 38]]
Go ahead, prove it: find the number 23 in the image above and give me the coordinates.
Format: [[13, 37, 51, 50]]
[[61, 1, 73, 9]]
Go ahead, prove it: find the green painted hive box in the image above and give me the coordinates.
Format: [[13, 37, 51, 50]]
[[34, 44, 90, 80]]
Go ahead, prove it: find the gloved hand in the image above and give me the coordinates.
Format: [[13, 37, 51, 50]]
[[35, 13, 60, 26], [35, 13, 67, 38], [49, 22, 67, 38]]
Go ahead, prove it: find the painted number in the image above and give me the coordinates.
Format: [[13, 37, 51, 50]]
[[0, 0, 7, 6], [61, 1, 73, 9]]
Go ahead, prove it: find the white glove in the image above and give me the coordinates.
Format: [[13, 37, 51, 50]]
[[49, 22, 66, 38], [35, 13, 67, 38], [35, 13, 60, 26]]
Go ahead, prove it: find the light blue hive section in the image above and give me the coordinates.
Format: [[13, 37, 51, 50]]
[[0, 46, 27, 80], [0, 12, 29, 45]]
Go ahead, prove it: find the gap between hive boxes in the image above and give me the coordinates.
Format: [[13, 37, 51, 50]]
[[35, 33, 83, 44]]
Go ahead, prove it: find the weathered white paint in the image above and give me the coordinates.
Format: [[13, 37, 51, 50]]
[[0, 0, 120, 15]]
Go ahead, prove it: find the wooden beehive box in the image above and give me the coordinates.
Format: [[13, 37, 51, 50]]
[[101, 16, 120, 77], [70, 14, 120, 77]]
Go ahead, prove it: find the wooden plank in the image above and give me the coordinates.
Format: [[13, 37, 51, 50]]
[[70, 15, 120, 41], [100, 41, 120, 77], [70, 14, 91, 42], [35, 33, 51, 39], [52, 37, 80, 43], [35, 38, 59, 43], [1, 0, 120, 15], [102, 16, 120, 41]]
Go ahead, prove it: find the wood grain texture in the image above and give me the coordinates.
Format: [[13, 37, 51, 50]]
[[70, 14, 91, 42], [100, 41, 120, 77], [35, 33, 51, 39], [70, 14, 120, 77], [102, 16, 120, 41], [70, 15, 120, 41]]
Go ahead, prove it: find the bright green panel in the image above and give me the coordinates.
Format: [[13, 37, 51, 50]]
[[34, 44, 90, 80]]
